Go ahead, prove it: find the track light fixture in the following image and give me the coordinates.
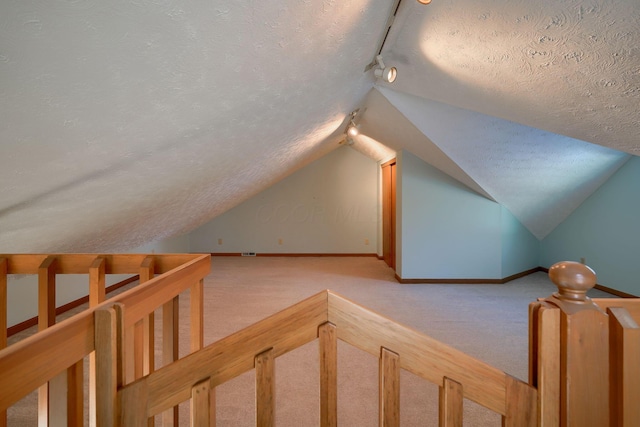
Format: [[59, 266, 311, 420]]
[[347, 120, 359, 137], [374, 55, 397, 83], [343, 110, 360, 144]]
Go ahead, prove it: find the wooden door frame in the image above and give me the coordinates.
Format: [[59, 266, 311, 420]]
[[381, 158, 396, 270]]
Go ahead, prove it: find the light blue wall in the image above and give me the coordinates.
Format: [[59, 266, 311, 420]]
[[397, 151, 503, 279], [189, 146, 379, 254], [541, 156, 640, 295], [397, 151, 539, 280], [500, 206, 540, 278]]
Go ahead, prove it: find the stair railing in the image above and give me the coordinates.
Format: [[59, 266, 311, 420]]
[[530, 261, 640, 426], [100, 290, 537, 426], [0, 253, 210, 427]]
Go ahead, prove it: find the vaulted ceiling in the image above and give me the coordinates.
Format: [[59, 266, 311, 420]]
[[1, 0, 638, 251]]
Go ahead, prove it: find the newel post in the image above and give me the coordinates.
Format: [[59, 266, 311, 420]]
[[544, 261, 609, 426]]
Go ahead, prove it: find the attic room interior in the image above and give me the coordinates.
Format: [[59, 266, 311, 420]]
[[1, 0, 639, 426]]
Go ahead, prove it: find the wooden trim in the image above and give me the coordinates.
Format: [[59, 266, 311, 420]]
[[6, 275, 139, 338], [594, 284, 638, 298], [395, 267, 544, 285], [502, 267, 544, 283], [210, 253, 378, 257], [380, 158, 397, 168], [396, 275, 503, 284]]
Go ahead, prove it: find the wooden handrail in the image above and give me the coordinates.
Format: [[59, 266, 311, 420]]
[[111, 289, 536, 425], [115, 291, 328, 421], [0, 253, 202, 275], [0, 308, 95, 411], [8, 256, 637, 426], [0, 253, 210, 415], [594, 298, 640, 320], [327, 291, 513, 416]]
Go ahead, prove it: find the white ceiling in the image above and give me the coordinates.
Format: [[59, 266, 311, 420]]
[[1, 0, 638, 251]]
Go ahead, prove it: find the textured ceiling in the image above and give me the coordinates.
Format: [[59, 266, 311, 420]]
[[375, 86, 630, 239], [0, 0, 391, 252], [1, 0, 638, 252], [382, 0, 640, 154]]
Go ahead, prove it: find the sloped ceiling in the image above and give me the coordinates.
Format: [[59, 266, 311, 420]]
[[1, 0, 638, 252], [0, 0, 391, 252], [372, 87, 630, 239], [380, 0, 640, 154]]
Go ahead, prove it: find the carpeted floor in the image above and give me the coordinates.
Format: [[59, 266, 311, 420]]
[[6, 256, 615, 426]]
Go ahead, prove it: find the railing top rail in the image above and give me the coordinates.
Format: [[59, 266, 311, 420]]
[[120, 290, 328, 417], [593, 298, 640, 322], [0, 253, 205, 275], [117, 289, 530, 419], [326, 291, 513, 415], [0, 253, 210, 411]]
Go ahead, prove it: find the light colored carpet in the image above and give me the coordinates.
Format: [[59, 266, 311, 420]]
[[6, 256, 615, 426]]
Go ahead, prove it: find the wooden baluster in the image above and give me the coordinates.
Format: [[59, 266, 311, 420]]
[[139, 256, 155, 427], [140, 256, 155, 378], [66, 360, 83, 426], [439, 377, 462, 427], [89, 257, 106, 424], [256, 348, 275, 427], [126, 257, 154, 385], [379, 347, 400, 427], [191, 378, 212, 427], [543, 261, 609, 426], [191, 277, 212, 425], [163, 295, 179, 426], [191, 278, 204, 353], [128, 320, 144, 382], [38, 256, 57, 332], [503, 375, 537, 426], [37, 256, 60, 427], [0, 257, 6, 351], [0, 258, 7, 427], [608, 307, 640, 426], [319, 322, 337, 427], [95, 303, 125, 427], [529, 301, 560, 426]]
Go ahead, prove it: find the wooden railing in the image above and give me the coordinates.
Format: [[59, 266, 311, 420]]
[[2, 256, 638, 426], [98, 290, 537, 426], [529, 261, 640, 426], [0, 253, 210, 427]]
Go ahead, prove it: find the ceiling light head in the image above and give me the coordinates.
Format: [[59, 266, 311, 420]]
[[417, 0, 432, 4], [347, 121, 359, 137], [374, 55, 397, 83]]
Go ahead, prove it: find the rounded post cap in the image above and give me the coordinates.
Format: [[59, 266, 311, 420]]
[[548, 261, 597, 302]]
